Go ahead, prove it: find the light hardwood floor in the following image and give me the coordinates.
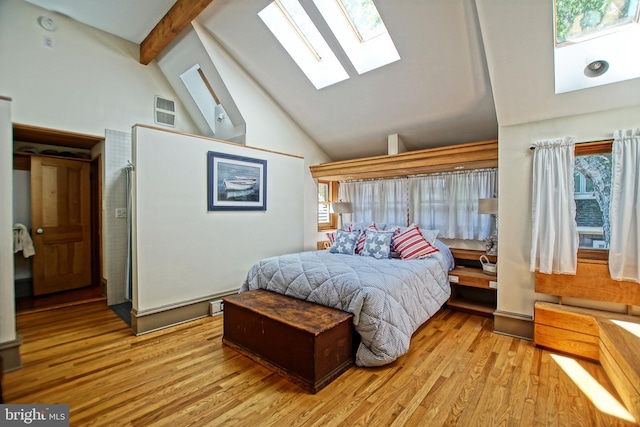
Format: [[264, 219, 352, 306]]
[[4, 301, 638, 426]]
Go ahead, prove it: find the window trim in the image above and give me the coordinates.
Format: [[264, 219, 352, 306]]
[[318, 180, 338, 231], [575, 140, 612, 261]]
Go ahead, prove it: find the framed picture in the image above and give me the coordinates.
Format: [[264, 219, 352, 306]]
[[207, 151, 267, 211]]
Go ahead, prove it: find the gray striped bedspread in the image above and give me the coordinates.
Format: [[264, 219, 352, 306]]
[[240, 249, 452, 367]]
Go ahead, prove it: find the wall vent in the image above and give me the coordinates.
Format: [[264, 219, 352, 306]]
[[154, 96, 176, 127]]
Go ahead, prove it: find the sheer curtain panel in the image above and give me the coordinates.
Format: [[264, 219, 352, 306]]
[[409, 169, 496, 239], [338, 179, 408, 226], [609, 128, 640, 282], [530, 137, 578, 274]]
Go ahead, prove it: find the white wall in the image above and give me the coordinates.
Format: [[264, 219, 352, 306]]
[[173, 22, 332, 249], [0, 0, 203, 312], [0, 96, 15, 343], [132, 125, 305, 313], [497, 105, 640, 317], [0, 0, 198, 136]]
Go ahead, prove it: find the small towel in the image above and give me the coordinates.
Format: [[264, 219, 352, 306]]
[[13, 223, 35, 258]]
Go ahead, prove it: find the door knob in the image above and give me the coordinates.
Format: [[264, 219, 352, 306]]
[[36, 228, 44, 234]]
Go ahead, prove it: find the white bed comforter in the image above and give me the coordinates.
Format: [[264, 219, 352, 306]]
[[240, 250, 451, 367]]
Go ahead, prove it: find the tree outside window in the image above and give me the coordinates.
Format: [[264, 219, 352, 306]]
[[574, 145, 611, 251]]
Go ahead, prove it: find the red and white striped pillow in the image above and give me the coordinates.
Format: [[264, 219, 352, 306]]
[[326, 232, 335, 245], [392, 225, 439, 260]]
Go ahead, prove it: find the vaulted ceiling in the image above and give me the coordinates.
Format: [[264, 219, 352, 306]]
[[22, 0, 640, 161]]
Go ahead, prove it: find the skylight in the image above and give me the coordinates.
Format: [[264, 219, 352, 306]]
[[313, 0, 400, 75], [180, 64, 227, 135], [337, 0, 385, 41], [259, 0, 400, 89], [258, 0, 349, 89], [553, 0, 640, 93], [555, 0, 640, 45]]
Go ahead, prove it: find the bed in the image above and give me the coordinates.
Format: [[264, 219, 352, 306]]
[[240, 232, 454, 367]]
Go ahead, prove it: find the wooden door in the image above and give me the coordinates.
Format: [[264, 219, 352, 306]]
[[31, 156, 92, 295]]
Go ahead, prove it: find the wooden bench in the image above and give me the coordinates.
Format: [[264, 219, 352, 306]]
[[534, 259, 640, 421], [535, 301, 640, 421], [222, 290, 354, 394]]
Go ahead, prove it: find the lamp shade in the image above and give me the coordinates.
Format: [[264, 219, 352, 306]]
[[331, 201, 353, 214], [478, 198, 498, 215]]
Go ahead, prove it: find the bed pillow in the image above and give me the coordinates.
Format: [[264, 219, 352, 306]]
[[418, 228, 439, 244], [392, 225, 440, 260], [342, 222, 367, 232], [326, 231, 335, 245], [329, 229, 359, 255], [433, 239, 455, 270], [361, 230, 394, 259], [356, 223, 378, 254]]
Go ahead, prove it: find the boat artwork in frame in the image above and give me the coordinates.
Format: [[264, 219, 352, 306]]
[[207, 151, 267, 211]]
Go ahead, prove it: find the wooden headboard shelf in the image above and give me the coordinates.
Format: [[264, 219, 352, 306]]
[[535, 259, 640, 307], [310, 139, 497, 181]]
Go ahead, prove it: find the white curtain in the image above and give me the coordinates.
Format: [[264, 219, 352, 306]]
[[530, 137, 578, 274], [409, 169, 496, 239], [609, 128, 640, 282], [338, 178, 408, 225]]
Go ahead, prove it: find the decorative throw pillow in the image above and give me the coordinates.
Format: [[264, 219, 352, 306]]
[[326, 231, 335, 244], [392, 225, 440, 260], [329, 229, 359, 255], [361, 230, 394, 259], [355, 223, 378, 254]]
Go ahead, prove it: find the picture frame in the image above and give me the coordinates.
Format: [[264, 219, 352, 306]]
[[207, 151, 267, 211]]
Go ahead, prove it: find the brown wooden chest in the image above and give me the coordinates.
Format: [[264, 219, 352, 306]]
[[222, 289, 354, 393]]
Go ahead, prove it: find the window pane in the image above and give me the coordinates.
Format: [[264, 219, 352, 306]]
[[585, 176, 594, 193], [555, 0, 640, 45], [318, 183, 329, 202], [338, 0, 384, 41], [574, 152, 611, 249], [318, 203, 330, 223]]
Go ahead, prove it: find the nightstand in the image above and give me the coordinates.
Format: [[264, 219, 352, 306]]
[[447, 249, 497, 317]]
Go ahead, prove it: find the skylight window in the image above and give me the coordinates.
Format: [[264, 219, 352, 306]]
[[180, 64, 227, 135], [555, 0, 640, 45], [313, 0, 400, 75], [553, 0, 640, 93], [259, 0, 349, 89], [336, 0, 385, 41]]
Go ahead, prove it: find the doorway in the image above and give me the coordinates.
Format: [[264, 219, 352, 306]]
[[12, 123, 104, 312]]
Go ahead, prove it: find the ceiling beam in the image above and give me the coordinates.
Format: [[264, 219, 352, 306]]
[[140, 0, 214, 65]]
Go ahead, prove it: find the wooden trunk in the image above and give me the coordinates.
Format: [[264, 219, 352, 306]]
[[222, 290, 354, 394]]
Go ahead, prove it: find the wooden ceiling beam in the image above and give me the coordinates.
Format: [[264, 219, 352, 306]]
[[140, 0, 214, 65]]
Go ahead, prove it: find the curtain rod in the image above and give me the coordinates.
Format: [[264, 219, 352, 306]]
[[529, 138, 613, 150]]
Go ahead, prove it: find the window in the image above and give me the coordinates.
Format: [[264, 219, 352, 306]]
[[259, 0, 349, 89], [337, 0, 385, 41], [313, 0, 400, 74], [259, 0, 400, 88], [555, 0, 640, 46], [318, 181, 338, 230], [180, 64, 229, 135], [574, 141, 612, 257], [553, 0, 640, 93]]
